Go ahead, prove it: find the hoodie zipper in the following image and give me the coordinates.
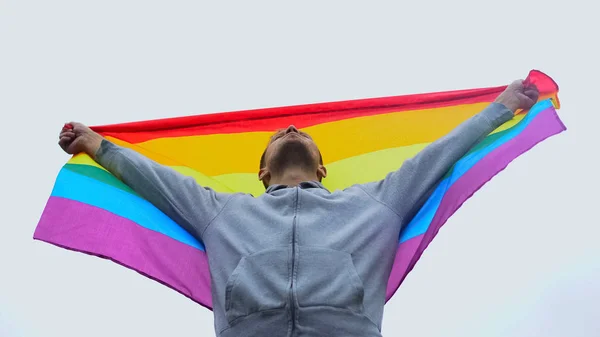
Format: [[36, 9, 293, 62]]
[[289, 186, 299, 335]]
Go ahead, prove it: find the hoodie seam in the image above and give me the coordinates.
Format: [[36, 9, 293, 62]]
[[201, 194, 235, 237], [355, 185, 403, 221]]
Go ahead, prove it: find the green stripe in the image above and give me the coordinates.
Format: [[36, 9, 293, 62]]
[[63, 164, 139, 197]]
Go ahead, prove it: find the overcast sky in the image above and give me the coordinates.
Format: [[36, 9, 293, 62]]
[[1, 1, 599, 336]]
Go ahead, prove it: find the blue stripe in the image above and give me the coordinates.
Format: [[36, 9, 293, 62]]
[[398, 99, 554, 243], [51, 168, 205, 251]]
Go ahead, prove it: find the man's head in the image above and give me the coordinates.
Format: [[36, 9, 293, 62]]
[[258, 125, 327, 188]]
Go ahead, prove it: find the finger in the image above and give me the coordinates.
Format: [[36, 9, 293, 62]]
[[520, 95, 537, 110], [70, 122, 84, 131], [59, 131, 76, 139], [66, 138, 82, 154], [63, 122, 80, 134], [523, 90, 540, 99], [58, 136, 72, 151], [523, 81, 538, 90], [523, 85, 538, 93], [524, 88, 540, 101], [508, 79, 524, 90]]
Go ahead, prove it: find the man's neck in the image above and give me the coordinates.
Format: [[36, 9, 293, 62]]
[[269, 169, 318, 187]]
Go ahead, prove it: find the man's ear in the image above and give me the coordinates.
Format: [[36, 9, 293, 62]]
[[258, 168, 270, 186], [317, 165, 327, 181]]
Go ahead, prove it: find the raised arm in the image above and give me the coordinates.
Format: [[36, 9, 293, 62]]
[[360, 79, 539, 225], [58, 123, 231, 241]]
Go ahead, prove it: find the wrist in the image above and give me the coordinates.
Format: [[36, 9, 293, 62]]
[[494, 98, 518, 114], [86, 134, 104, 160]]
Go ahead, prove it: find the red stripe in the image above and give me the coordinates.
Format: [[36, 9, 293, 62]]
[[91, 70, 558, 143], [98, 91, 501, 143]]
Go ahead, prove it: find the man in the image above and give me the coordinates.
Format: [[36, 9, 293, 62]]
[[58, 80, 539, 337]]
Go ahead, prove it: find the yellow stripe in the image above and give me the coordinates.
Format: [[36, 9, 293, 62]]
[[212, 173, 266, 196], [68, 153, 107, 171], [134, 132, 271, 176], [323, 143, 428, 191], [206, 114, 526, 194], [67, 160, 235, 193], [100, 137, 234, 191], [170, 166, 234, 193], [208, 142, 429, 195], [323, 113, 525, 190], [133, 102, 494, 175], [492, 113, 523, 133], [67, 152, 233, 193]]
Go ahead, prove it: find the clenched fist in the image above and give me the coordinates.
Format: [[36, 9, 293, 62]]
[[494, 80, 540, 113], [58, 122, 104, 158]]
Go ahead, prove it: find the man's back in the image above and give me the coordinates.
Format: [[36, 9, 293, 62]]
[[207, 182, 401, 336]]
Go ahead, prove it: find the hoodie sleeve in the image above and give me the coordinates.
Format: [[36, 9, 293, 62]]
[[94, 140, 231, 241], [360, 102, 514, 225]]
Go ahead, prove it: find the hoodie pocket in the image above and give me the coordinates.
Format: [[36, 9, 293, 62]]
[[295, 246, 365, 312], [225, 248, 289, 325]]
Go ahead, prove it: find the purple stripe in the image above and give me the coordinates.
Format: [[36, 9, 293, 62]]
[[33, 196, 214, 310], [385, 107, 566, 301], [386, 234, 423, 299]]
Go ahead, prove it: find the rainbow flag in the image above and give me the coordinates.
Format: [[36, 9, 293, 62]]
[[34, 70, 565, 310]]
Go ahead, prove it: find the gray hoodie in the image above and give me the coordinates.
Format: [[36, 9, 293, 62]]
[[95, 102, 513, 337]]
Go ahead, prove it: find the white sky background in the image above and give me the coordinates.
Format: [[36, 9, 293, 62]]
[[1, 1, 599, 336]]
